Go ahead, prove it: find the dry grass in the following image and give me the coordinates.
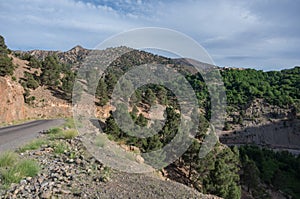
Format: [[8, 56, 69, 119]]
[[62, 129, 78, 139]]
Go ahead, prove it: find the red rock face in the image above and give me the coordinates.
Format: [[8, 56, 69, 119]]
[[0, 77, 27, 123]]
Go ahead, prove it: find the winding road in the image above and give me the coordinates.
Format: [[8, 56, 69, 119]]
[[0, 119, 65, 152]]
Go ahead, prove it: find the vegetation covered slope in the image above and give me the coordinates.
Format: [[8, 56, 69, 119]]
[[240, 145, 300, 198], [1, 34, 299, 198], [221, 67, 300, 108]]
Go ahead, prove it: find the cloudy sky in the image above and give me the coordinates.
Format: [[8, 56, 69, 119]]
[[0, 0, 299, 70]]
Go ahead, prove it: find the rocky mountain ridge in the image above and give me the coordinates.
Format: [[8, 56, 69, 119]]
[[2, 47, 299, 155], [15, 45, 90, 65]]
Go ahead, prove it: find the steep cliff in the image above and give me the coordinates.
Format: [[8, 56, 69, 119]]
[[0, 77, 27, 123], [0, 55, 73, 125], [220, 99, 300, 154]]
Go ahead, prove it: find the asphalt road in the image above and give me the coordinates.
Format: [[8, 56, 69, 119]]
[[0, 119, 65, 152]]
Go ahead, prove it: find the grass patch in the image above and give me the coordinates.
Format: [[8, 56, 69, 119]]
[[1, 159, 40, 185], [107, 134, 116, 141], [48, 127, 63, 134], [62, 129, 78, 139], [18, 139, 46, 152], [47, 126, 78, 140], [47, 127, 63, 140], [52, 142, 69, 154], [124, 152, 136, 162], [100, 166, 111, 182], [94, 136, 107, 147], [63, 118, 75, 129], [0, 152, 18, 168]]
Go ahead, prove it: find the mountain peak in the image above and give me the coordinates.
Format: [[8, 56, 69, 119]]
[[69, 45, 85, 52]]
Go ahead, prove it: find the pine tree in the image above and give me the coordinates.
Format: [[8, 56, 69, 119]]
[[96, 78, 109, 106], [105, 72, 117, 94], [203, 147, 241, 199], [0, 35, 14, 77], [104, 114, 121, 139], [182, 140, 200, 182], [157, 86, 168, 105], [136, 114, 148, 127], [40, 55, 61, 87], [61, 71, 75, 100], [242, 156, 260, 192], [145, 88, 156, 105]]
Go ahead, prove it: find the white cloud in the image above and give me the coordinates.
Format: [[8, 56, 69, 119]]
[[0, 0, 299, 70], [0, 0, 139, 50]]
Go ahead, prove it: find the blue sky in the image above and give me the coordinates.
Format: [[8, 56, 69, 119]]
[[0, 0, 299, 70]]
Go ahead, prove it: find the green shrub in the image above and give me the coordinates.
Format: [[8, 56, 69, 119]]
[[63, 118, 75, 129], [18, 139, 46, 152], [47, 127, 63, 140], [49, 127, 63, 134], [1, 159, 40, 185], [0, 152, 17, 168], [100, 166, 111, 182], [62, 130, 78, 139], [52, 142, 68, 154]]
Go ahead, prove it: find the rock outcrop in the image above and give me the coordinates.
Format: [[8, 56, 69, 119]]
[[220, 99, 300, 154], [0, 77, 27, 123]]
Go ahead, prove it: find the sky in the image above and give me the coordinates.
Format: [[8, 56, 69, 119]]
[[0, 0, 299, 71]]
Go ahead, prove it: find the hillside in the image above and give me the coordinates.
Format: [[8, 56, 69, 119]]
[[14, 43, 299, 153], [0, 34, 299, 198], [0, 55, 72, 124]]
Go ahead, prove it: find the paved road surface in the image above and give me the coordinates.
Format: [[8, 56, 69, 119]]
[[0, 119, 65, 152]]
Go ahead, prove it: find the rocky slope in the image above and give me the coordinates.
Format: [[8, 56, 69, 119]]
[[220, 99, 300, 154], [0, 77, 27, 123], [0, 131, 221, 199]]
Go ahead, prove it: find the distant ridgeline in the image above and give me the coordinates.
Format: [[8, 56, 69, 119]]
[[10, 40, 300, 114], [1, 34, 299, 198]]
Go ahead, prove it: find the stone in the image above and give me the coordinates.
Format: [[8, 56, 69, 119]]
[[40, 191, 52, 199], [60, 189, 71, 194], [26, 177, 32, 181], [34, 151, 43, 156], [40, 182, 49, 188], [20, 179, 27, 185], [135, 155, 144, 164]]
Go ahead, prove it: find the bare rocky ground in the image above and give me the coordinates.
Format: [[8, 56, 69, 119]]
[[0, 132, 220, 199]]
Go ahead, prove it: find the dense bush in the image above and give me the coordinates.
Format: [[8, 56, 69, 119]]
[[239, 145, 300, 198], [0, 35, 14, 76], [221, 67, 300, 108]]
